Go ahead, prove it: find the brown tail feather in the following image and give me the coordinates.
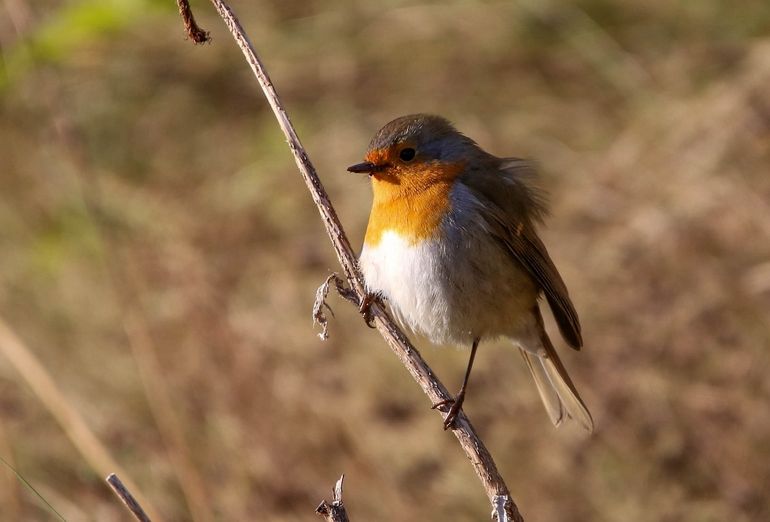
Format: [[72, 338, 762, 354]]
[[522, 308, 594, 432], [520, 348, 565, 426]]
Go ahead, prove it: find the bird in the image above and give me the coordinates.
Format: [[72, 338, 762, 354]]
[[348, 114, 593, 432]]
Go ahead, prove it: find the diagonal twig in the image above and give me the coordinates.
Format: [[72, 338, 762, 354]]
[[107, 474, 152, 522], [177, 1, 524, 520]]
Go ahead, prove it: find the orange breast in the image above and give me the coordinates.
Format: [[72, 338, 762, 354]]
[[364, 161, 465, 246]]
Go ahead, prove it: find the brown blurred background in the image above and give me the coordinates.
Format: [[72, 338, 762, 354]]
[[1, 1, 769, 521]]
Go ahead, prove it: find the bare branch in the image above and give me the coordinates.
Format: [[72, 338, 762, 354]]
[[315, 475, 350, 522], [106, 474, 152, 522], [183, 1, 525, 520]]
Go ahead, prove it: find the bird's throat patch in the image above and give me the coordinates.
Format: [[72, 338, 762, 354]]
[[364, 161, 465, 246]]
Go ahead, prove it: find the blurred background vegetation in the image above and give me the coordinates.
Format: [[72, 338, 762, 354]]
[[1, 0, 769, 520]]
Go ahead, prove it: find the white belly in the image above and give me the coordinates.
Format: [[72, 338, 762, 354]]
[[360, 232, 453, 342], [359, 227, 537, 347]]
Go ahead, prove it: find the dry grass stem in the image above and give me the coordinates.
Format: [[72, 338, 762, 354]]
[[0, 422, 22, 519], [119, 307, 214, 522], [56, 102, 214, 522], [182, 1, 525, 519], [0, 318, 160, 521]]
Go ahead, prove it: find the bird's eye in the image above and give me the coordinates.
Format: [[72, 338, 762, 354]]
[[399, 148, 416, 162]]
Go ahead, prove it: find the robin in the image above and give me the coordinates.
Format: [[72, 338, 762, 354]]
[[348, 114, 593, 432]]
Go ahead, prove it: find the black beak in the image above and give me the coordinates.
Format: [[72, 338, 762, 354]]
[[347, 161, 386, 174]]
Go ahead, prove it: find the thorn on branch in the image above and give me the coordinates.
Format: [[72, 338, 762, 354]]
[[316, 475, 350, 522], [177, 0, 211, 44]]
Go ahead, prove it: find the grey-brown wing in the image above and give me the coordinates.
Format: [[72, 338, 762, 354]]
[[462, 160, 583, 349], [502, 223, 583, 349]]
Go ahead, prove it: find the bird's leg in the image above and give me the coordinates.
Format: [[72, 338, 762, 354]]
[[432, 337, 480, 430], [358, 291, 382, 328]]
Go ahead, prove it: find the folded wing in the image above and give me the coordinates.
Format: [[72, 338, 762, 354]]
[[461, 158, 583, 349]]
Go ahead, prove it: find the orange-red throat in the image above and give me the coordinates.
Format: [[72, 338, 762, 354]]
[[362, 147, 466, 247]]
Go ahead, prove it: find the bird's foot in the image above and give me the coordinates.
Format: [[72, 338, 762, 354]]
[[358, 292, 381, 328], [431, 390, 466, 430]]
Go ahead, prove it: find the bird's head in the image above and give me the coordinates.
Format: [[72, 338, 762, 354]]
[[348, 114, 487, 198]]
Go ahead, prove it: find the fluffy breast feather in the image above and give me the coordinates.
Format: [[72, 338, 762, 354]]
[[359, 182, 539, 346]]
